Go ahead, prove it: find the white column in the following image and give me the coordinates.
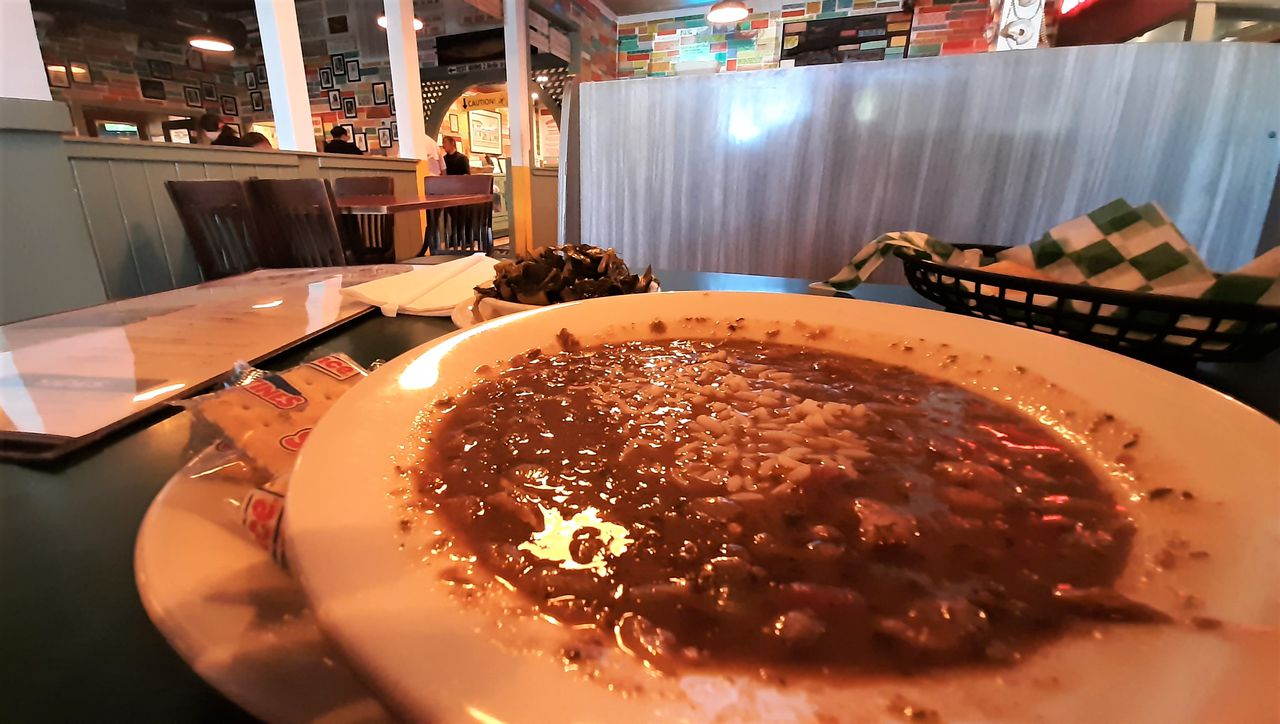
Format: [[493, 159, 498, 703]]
[[503, 0, 534, 169], [503, 0, 535, 253], [2, 0, 52, 101], [254, 0, 315, 152], [384, 0, 431, 160]]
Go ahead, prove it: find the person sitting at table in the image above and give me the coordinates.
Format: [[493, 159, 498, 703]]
[[195, 112, 223, 145], [240, 132, 272, 150], [442, 136, 470, 175], [324, 126, 363, 155], [209, 119, 242, 147]]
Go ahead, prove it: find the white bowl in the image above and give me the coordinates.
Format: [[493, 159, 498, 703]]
[[286, 291, 1280, 723]]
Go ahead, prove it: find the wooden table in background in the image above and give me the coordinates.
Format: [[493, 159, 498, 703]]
[[335, 194, 495, 257], [333, 194, 491, 215]]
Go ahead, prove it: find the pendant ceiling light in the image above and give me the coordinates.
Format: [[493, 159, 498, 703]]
[[377, 15, 425, 30], [188, 36, 234, 52], [706, 0, 749, 24]]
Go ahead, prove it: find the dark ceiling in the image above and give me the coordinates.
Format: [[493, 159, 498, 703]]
[[31, 0, 253, 48]]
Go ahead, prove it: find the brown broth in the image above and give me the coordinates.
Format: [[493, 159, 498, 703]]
[[414, 339, 1138, 673]]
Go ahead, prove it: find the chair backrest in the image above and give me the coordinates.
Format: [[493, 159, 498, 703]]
[[423, 174, 492, 196], [333, 175, 395, 197], [247, 178, 347, 268], [164, 180, 261, 281]]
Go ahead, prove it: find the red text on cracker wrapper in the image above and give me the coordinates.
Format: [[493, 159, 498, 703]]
[[308, 354, 361, 380], [245, 378, 307, 409], [244, 492, 284, 550], [279, 428, 311, 452]]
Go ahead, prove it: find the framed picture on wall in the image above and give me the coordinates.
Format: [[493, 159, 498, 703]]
[[69, 61, 92, 84], [328, 89, 342, 111], [221, 95, 239, 116], [256, 64, 268, 84], [201, 81, 217, 101], [447, 113, 459, 133], [345, 59, 360, 82], [46, 63, 70, 88], [319, 66, 334, 89], [148, 60, 173, 79], [225, 122, 242, 136], [468, 109, 502, 154], [389, 94, 395, 114], [340, 123, 356, 141], [378, 127, 392, 148], [354, 132, 367, 152], [328, 15, 349, 34], [342, 96, 357, 119], [244, 70, 257, 90], [371, 82, 388, 106], [250, 91, 265, 112], [332, 54, 346, 75], [140, 78, 166, 100], [391, 121, 398, 140], [187, 49, 204, 71], [183, 86, 203, 108]]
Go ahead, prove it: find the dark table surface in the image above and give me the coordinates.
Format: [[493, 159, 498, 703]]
[[1, 269, 1275, 722]]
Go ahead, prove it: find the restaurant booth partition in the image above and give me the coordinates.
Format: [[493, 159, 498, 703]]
[[0, 97, 424, 324], [562, 42, 1280, 283]]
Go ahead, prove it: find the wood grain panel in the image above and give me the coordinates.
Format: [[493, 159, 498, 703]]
[[69, 159, 144, 299], [202, 164, 235, 181], [576, 43, 1280, 281], [59, 141, 424, 300], [175, 163, 209, 181], [109, 160, 174, 293], [144, 163, 203, 287]]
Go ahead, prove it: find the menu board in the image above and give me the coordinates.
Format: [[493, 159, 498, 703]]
[[535, 111, 560, 167], [781, 12, 912, 66]]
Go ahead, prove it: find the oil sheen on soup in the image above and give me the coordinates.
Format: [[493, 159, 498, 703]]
[[414, 337, 1149, 674]]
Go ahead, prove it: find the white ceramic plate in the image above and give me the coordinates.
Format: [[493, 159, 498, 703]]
[[287, 291, 1280, 723], [134, 442, 390, 724]]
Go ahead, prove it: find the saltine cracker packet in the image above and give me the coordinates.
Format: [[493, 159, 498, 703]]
[[185, 353, 368, 482], [178, 353, 369, 565]]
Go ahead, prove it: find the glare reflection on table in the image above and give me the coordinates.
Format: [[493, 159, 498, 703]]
[[0, 266, 410, 444]]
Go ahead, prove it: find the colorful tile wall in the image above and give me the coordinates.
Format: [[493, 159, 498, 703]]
[[540, 0, 619, 81], [906, 0, 993, 57], [617, 0, 993, 79]]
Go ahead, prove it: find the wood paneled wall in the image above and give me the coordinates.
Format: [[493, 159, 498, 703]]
[[64, 139, 424, 299], [571, 43, 1280, 281]]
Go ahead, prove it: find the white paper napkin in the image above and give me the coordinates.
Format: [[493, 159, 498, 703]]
[[342, 254, 498, 317]]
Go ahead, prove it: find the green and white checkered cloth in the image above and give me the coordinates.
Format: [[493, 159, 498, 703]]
[[827, 199, 1280, 308]]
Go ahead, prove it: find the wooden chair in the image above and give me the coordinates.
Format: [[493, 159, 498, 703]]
[[164, 180, 262, 281], [423, 175, 494, 255], [247, 178, 348, 267], [333, 176, 396, 264]]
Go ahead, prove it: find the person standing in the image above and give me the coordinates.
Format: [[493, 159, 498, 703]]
[[323, 126, 363, 154], [423, 134, 445, 175], [442, 136, 470, 175]]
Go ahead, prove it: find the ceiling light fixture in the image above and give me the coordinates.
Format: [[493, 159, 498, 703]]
[[377, 15, 425, 30], [706, 0, 749, 24], [535, 73, 549, 83], [1060, 0, 1103, 17], [188, 36, 234, 52]]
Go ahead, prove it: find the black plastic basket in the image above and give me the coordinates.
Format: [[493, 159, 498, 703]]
[[896, 244, 1280, 364]]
